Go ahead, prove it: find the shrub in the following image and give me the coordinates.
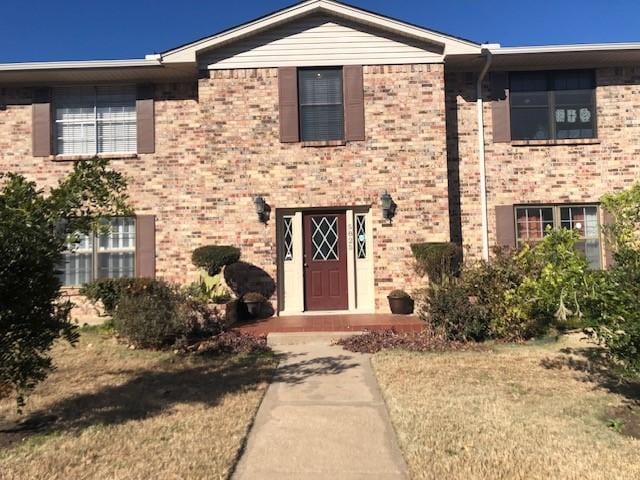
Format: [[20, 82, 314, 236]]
[[112, 279, 222, 349], [243, 292, 266, 303], [0, 158, 129, 408], [183, 278, 232, 304], [411, 242, 462, 282], [418, 278, 489, 341], [80, 277, 139, 315], [387, 289, 410, 299], [192, 245, 241, 275]]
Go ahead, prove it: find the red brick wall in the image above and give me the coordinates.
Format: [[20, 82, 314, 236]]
[[0, 64, 450, 316], [446, 67, 640, 258]]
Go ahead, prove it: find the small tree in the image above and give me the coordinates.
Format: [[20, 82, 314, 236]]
[[0, 158, 129, 408]]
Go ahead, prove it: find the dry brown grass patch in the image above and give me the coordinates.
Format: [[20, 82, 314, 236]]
[[373, 335, 640, 480], [0, 328, 276, 479]]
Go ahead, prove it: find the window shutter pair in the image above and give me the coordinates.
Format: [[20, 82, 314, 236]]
[[490, 71, 511, 143], [278, 65, 365, 143], [31, 84, 155, 156]]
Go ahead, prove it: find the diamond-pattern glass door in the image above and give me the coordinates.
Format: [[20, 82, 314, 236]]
[[311, 216, 339, 261], [303, 212, 348, 311]]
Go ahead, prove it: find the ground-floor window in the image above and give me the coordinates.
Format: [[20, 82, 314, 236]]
[[515, 204, 601, 268], [58, 217, 136, 286]]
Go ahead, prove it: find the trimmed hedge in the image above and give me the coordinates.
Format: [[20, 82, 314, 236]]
[[191, 245, 241, 275], [410, 242, 462, 282]]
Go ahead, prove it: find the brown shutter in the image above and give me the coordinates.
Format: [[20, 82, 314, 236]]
[[136, 215, 156, 278], [490, 71, 511, 143], [602, 208, 616, 269], [32, 87, 52, 156], [495, 205, 516, 249], [136, 84, 155, 154], [343, 65, 365, 141], [278, 67, 299, 143]]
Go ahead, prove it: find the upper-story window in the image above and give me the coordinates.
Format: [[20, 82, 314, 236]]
[[54, 86, 137, 155], [298, 68, 344, 141], [510, 70, 596, 141]]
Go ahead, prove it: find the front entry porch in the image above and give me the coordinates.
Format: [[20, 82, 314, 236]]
[[233, 313, 424, 335]]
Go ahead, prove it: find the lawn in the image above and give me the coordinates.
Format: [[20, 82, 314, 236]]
[[0, 328, 276, 480], [373, 334, 640, 480]]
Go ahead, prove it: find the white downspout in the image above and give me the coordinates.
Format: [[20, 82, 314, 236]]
[[476, 48, 492, 261]]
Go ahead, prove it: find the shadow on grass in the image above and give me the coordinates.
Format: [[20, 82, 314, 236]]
[[540, 346, 640, 405], [1, 348, 359, 442]]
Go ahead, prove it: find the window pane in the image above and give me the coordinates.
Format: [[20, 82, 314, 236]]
[[99, 217, 136, 250], [283, 217, 293, 261], [97, 252, 135, 279], [355, 214, 367, 259], [58, 233, 93, 286], [584, 207, 599, 237], [510, 71, 548, 92], [298, 68, 344, 141], [300, 105, 344, 141], [576, 239, 602, 269], [510, 107, 551, 140], [554, 90, 595, 139], [552, 70, 595, 90], [516, 207, 553, 242], [97, 86, 137, 153]]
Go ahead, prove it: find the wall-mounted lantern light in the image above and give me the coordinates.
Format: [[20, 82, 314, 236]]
[[380, 191, 397, 222], [254, 196, 271, 223]]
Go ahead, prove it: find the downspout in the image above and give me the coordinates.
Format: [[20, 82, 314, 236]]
[[476, 48, 492, 261]]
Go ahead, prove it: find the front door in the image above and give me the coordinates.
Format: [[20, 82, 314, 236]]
[[303, 211, 348, 310]]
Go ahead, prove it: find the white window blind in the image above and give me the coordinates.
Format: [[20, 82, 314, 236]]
[[54, 86, 137, 155]]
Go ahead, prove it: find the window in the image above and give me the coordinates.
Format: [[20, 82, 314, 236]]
[[283, 216, 293, 261], [59, 217, 136, 286], [355, 214, 367, 259], [298, 68, 344, 141], [54, 86, 137, 155], [515, 205, 601, 268], [510, 70, 596, 140]]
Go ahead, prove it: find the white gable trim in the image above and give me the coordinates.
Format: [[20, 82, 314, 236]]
[[161, 0, 480, 63]]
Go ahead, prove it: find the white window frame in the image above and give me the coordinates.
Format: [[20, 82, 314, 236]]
[[60, 217, 137, 286], [54, 85, 137, 156], [514, 204, 602, 268]]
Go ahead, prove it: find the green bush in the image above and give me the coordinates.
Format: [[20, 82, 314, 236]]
[[418, 278, 489, 342], [417, 229, 593, 342], [112, 279, 222, 349], [191, 245, 241, 275], [586, 184, 640, 375], [411, 242, 462, 282], [0, 158, 129, 408], [80, 277, 139, 315]]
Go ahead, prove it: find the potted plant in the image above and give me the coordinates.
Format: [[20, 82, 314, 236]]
[[242, 292, 266, 317], [387, 289, 414, 314]]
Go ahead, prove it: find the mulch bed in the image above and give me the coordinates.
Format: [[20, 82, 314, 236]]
[[336, 329, 485, 354]]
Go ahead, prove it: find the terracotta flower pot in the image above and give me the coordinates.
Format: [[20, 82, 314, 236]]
[[388, 296, 414, 315]]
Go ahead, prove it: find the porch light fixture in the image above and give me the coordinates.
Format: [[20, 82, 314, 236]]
[[380, 191, 397, 222], [254, 196, 270, 223]]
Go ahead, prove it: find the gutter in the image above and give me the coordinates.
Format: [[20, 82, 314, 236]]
[[476, 47, 493, 261]]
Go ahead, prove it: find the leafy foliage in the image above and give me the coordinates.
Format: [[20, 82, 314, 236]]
[[586, 185, 640, 375], [191, 245, 241, 276], [411, 242, 462, 282], [388, 289, 410, 299], [112, 279, 223, 350], [0, 158, 129, 407], [418, 229, 593, 342], [183, 277, 232, 305], [80, 277, 140, 316], [242, 292, 266, 303]]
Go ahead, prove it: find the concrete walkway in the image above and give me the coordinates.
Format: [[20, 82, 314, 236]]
[[232, 333, 409, 480]]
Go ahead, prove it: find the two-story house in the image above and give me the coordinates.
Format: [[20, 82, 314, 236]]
[[2, 0, 639, 320]]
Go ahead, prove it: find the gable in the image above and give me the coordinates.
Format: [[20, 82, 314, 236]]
[[162, 0, 480, 64], [199, 14, 445, 69]]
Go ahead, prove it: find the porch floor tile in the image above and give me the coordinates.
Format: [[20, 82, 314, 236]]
[[232, 313, 424, 335]]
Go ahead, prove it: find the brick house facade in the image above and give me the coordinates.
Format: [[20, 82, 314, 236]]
[[2, 0, 639, 321]]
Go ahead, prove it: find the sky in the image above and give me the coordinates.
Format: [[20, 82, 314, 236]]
[[1, 0, 639, 63]]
